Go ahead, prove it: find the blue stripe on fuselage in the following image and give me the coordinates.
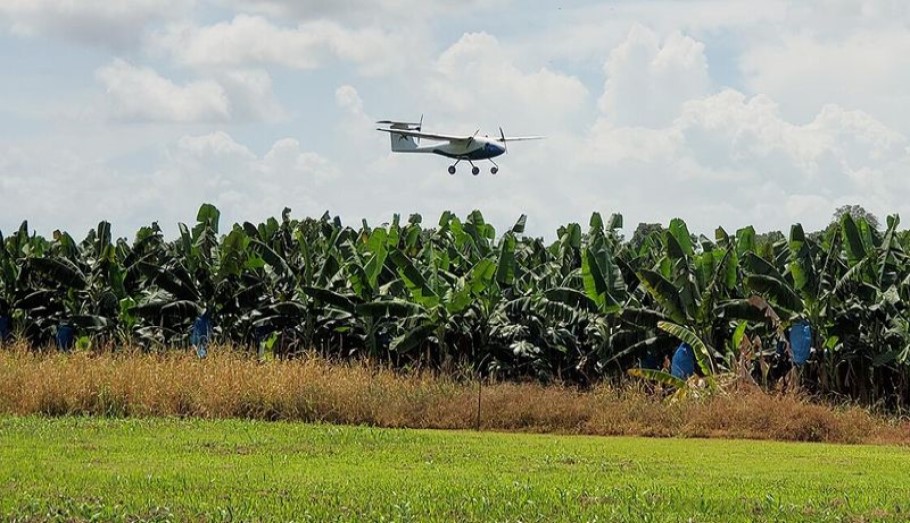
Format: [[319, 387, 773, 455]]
[[433, 143, 505, 160]]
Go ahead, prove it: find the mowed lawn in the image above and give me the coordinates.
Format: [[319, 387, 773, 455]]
[[1, 417, 908, 522]]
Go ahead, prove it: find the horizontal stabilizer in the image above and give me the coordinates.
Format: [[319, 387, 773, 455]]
[[376, 119, 422, 130]]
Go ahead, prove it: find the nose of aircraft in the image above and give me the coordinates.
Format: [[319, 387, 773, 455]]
[[487, 142, 506, 155]]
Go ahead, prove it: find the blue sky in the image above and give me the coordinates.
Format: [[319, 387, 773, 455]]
[[2, 0, 910, 239]]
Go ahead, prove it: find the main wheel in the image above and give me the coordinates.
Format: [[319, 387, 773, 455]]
[[471, 166, 480, 175], [448, 165, 456, 175], [491, 166, 498, 174]]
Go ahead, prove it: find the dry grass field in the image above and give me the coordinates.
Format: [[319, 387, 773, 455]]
[[0, 344, 906, 445]]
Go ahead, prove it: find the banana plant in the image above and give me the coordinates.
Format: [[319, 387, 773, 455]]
[[3, 203, 910, 406], [626, 219, 739, 372], [628, 321, 718, 399]]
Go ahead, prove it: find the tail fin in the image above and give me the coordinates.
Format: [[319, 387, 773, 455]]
[[377, 118, 422, 152], [389, 128, 418, 151]]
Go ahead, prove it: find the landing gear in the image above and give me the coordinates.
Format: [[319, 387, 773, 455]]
[[448, 159, 462, 175], [448, 159, 497, 175]]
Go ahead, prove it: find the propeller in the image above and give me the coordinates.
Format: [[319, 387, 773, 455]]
[[466, 128, 480, 148], [499, 126, 507, 154], [415, 114, 423, 145]]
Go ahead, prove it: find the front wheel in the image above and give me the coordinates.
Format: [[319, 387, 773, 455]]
[[471, 166, 480, 175], [491, 167, 498, 174], [448, 165, 456, 175]]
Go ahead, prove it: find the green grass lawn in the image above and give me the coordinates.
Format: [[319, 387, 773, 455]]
[[1, 417, 908, 522]]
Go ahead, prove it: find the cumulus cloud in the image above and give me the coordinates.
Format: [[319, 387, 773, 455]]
[[0, 143, 158, 236], [0, 0, 189, 48], [326, 25, 910, 236], [599, 25, 710, 128], [334, 84, 378, 151], [149, 14, 414, 75], [741, 31, 910, 131], [95, 60, 284, 123], [782, 0, 910, 38], [96, 60, 231, 123], [163, 132, 339, 221], [6, 0, 910, 240], [0, 132, 340, 236], [211, 0, 495, 24], [335, 85, 365, 116], [428, 32, 589, 132], [172, 131, 256, 165], [215, 69, 286, 122], [583, 86, 910, 233], [558, 22, 910, 234], [673, 90, 908, 192]]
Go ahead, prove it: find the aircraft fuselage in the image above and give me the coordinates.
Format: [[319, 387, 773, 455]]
[[405, 138, 506, 160]]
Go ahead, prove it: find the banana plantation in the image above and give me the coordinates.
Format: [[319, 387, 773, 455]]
[[2, 204, 909, 407]]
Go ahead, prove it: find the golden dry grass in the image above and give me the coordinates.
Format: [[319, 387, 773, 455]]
[[0, 343, 907, 445]]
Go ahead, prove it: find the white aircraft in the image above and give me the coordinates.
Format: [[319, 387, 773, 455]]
[[376, 118, 543, 175]]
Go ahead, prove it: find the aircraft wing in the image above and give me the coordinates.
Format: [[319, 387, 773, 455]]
[[498, 136, 545, 142], [376, 127, 471, 143]]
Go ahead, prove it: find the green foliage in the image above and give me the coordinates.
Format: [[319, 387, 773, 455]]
[[3, 204, 910, 405]]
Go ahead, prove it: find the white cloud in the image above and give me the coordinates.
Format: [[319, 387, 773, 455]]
[[335, 85, 365, 116], [566, 21, 910, 234], [215, 69, 286, 122], [0, 143, 159, 236], [599, 25, 710, 128], [742, 31, 910, 131], [0, 0, 189, 47], [782, 0, 910, 38], [96, 59, 230, 123], [7, 0, 910, 240], [150, 14, 414, 75], [158, 132, 341, 227], [172, 131, 255, 164], [582, 84, 910, 232], [212, 0, 495, 24], [428, 32, 590, 132], [169, 132, 337, 181], [334, 85, 378, 151], [326, 25, 910, 236], [505, 1, 788, 72], [0, 132, 340, 236], [95, 60, 284, 124]]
